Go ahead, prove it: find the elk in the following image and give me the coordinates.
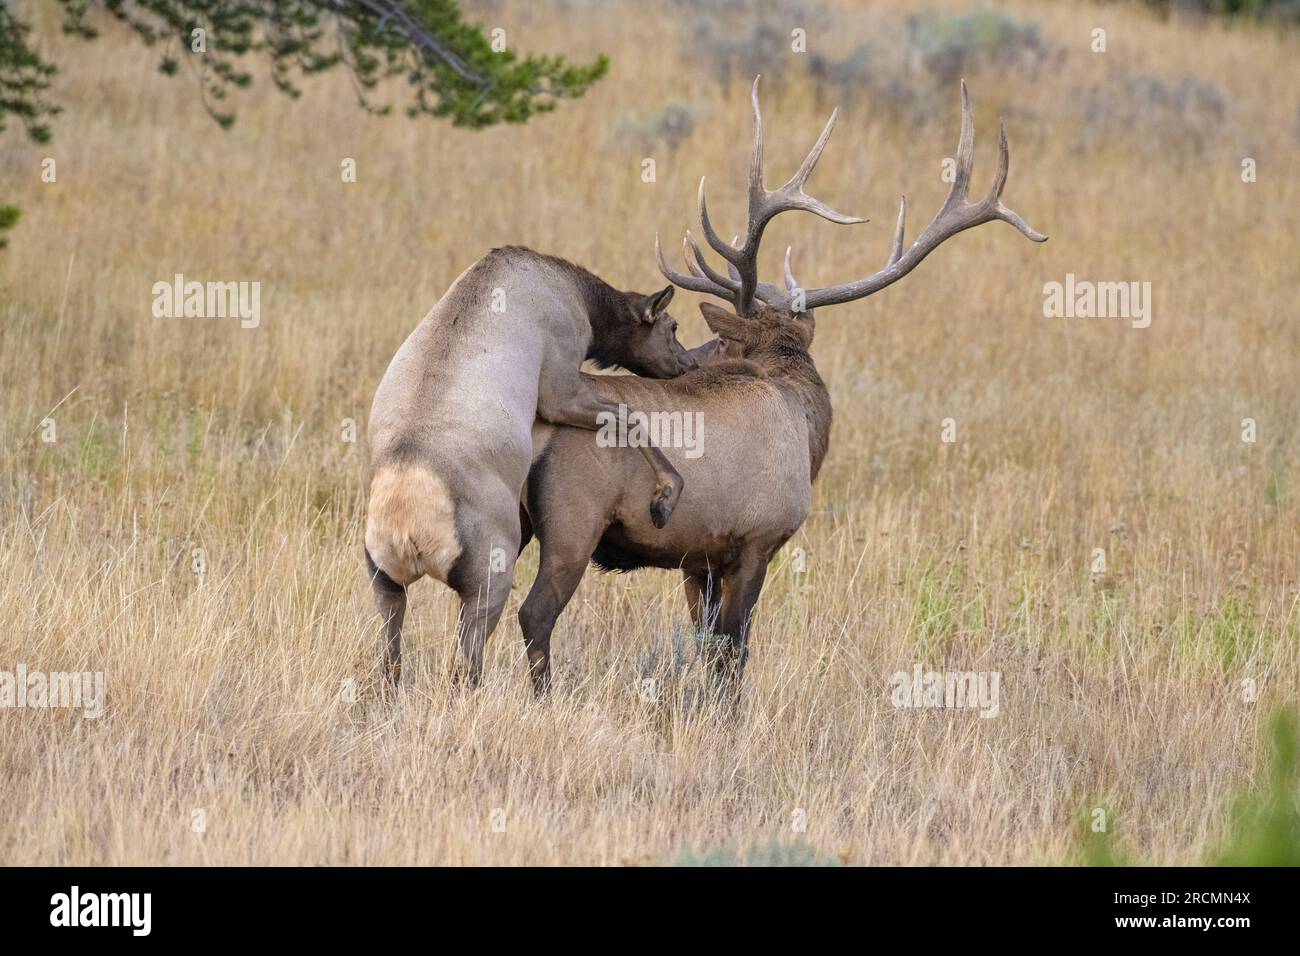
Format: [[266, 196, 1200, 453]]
[[517, 78, 1046, 695], [365, 246, 698, 687]]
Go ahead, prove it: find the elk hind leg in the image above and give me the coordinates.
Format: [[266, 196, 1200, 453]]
[[448, 508, 519, 689], [367, 548, 408, 690], [452, 573, 512, 689], [708, 553, 769, 698], [683, 569, 720, 637]]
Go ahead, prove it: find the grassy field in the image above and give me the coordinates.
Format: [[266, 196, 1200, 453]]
[[1, 0, 1298, 865]]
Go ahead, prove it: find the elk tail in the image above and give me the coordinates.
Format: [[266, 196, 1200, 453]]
[[364, 463, 462, 587]]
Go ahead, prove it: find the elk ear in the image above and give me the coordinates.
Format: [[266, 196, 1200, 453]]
[[641, 285, 675, 324], [699, 301, 745, 339]]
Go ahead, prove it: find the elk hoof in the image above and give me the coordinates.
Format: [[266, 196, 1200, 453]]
[[650, 480, 680, 529]]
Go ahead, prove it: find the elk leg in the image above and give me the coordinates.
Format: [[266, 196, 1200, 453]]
[[709, 552, 769, 696], [518, 528, 604, 696], [634, 442, 682, 530], [682, 570, 720, 636], [536, 380, 683, 528], [451, 572, 512, 689], [517, 555, 587, 696], [366, 548, 407, 690], [518, 504, 534, 555], [448, 509, 519, 689]]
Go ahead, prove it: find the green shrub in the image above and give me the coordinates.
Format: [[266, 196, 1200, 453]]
[[905, 12, 1049, 85], [1083, 709, 1300, 865], [0, 205, 18, 250], [1144, 0, 1300, 25], [1214, 710, 1300, 865]]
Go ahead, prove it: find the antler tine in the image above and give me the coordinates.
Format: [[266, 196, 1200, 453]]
[[750, 103, 867, 232], [990, 120, 1009, 200], [990, 119, 1046, 242], [784, 246, 799, 293], [776, 110, 870, 228], [656, 233, 733, 298], [946, 80, 976, 209], [684, 231, 740, 293], [698, 178, 743, 265], [801, 81, 1047, 311], [752, 75, 863, 224], [749, 75, 766, 194], [786, 109, 837, 191], [681, 234, 706, 279], [888, 197, 907, 267]]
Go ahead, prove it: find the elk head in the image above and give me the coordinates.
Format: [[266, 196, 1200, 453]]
[[657, 76, 1047, 339], [697, 299, 814, 363], [595, 284, 698, 379]]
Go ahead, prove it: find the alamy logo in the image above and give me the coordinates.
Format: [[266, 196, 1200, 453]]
[[50, 886, 151, 936], [151, 273, 261, 328], [596, 403, 704, 459], [0, 664, 105, 719], [889, 664, 1001, 718], [1042, 273, 1151, 329]]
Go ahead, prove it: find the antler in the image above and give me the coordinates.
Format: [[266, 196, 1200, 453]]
[[658, 78, 1046, 316], [785, 81, 1047, 311], [657, 75, 865, 316]]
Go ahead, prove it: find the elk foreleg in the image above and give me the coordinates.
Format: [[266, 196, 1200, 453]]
[[518, 528, 603, 696], [536, 379, 683, 528]]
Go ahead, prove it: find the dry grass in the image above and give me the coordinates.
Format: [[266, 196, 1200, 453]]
[[1, 0, 1298, 865]]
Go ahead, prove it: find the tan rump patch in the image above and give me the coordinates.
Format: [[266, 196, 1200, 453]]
[[365, 464, 461, 586]]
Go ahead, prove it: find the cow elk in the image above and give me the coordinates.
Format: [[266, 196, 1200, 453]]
[[365, 246, 698, 689]]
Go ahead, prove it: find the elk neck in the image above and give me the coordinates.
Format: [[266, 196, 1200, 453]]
[[483, 245, 633, 369], [578, 279, 640, 371], [748, 335, 833, 482], [536, 250, 634, 369]]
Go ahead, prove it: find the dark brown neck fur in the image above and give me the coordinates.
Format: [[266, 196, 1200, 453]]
[[744, 332, 833, 481]]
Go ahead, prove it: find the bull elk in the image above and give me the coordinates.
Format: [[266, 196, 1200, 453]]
[[365, 246, 697, 687], [519, 77, 1046, 695]]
